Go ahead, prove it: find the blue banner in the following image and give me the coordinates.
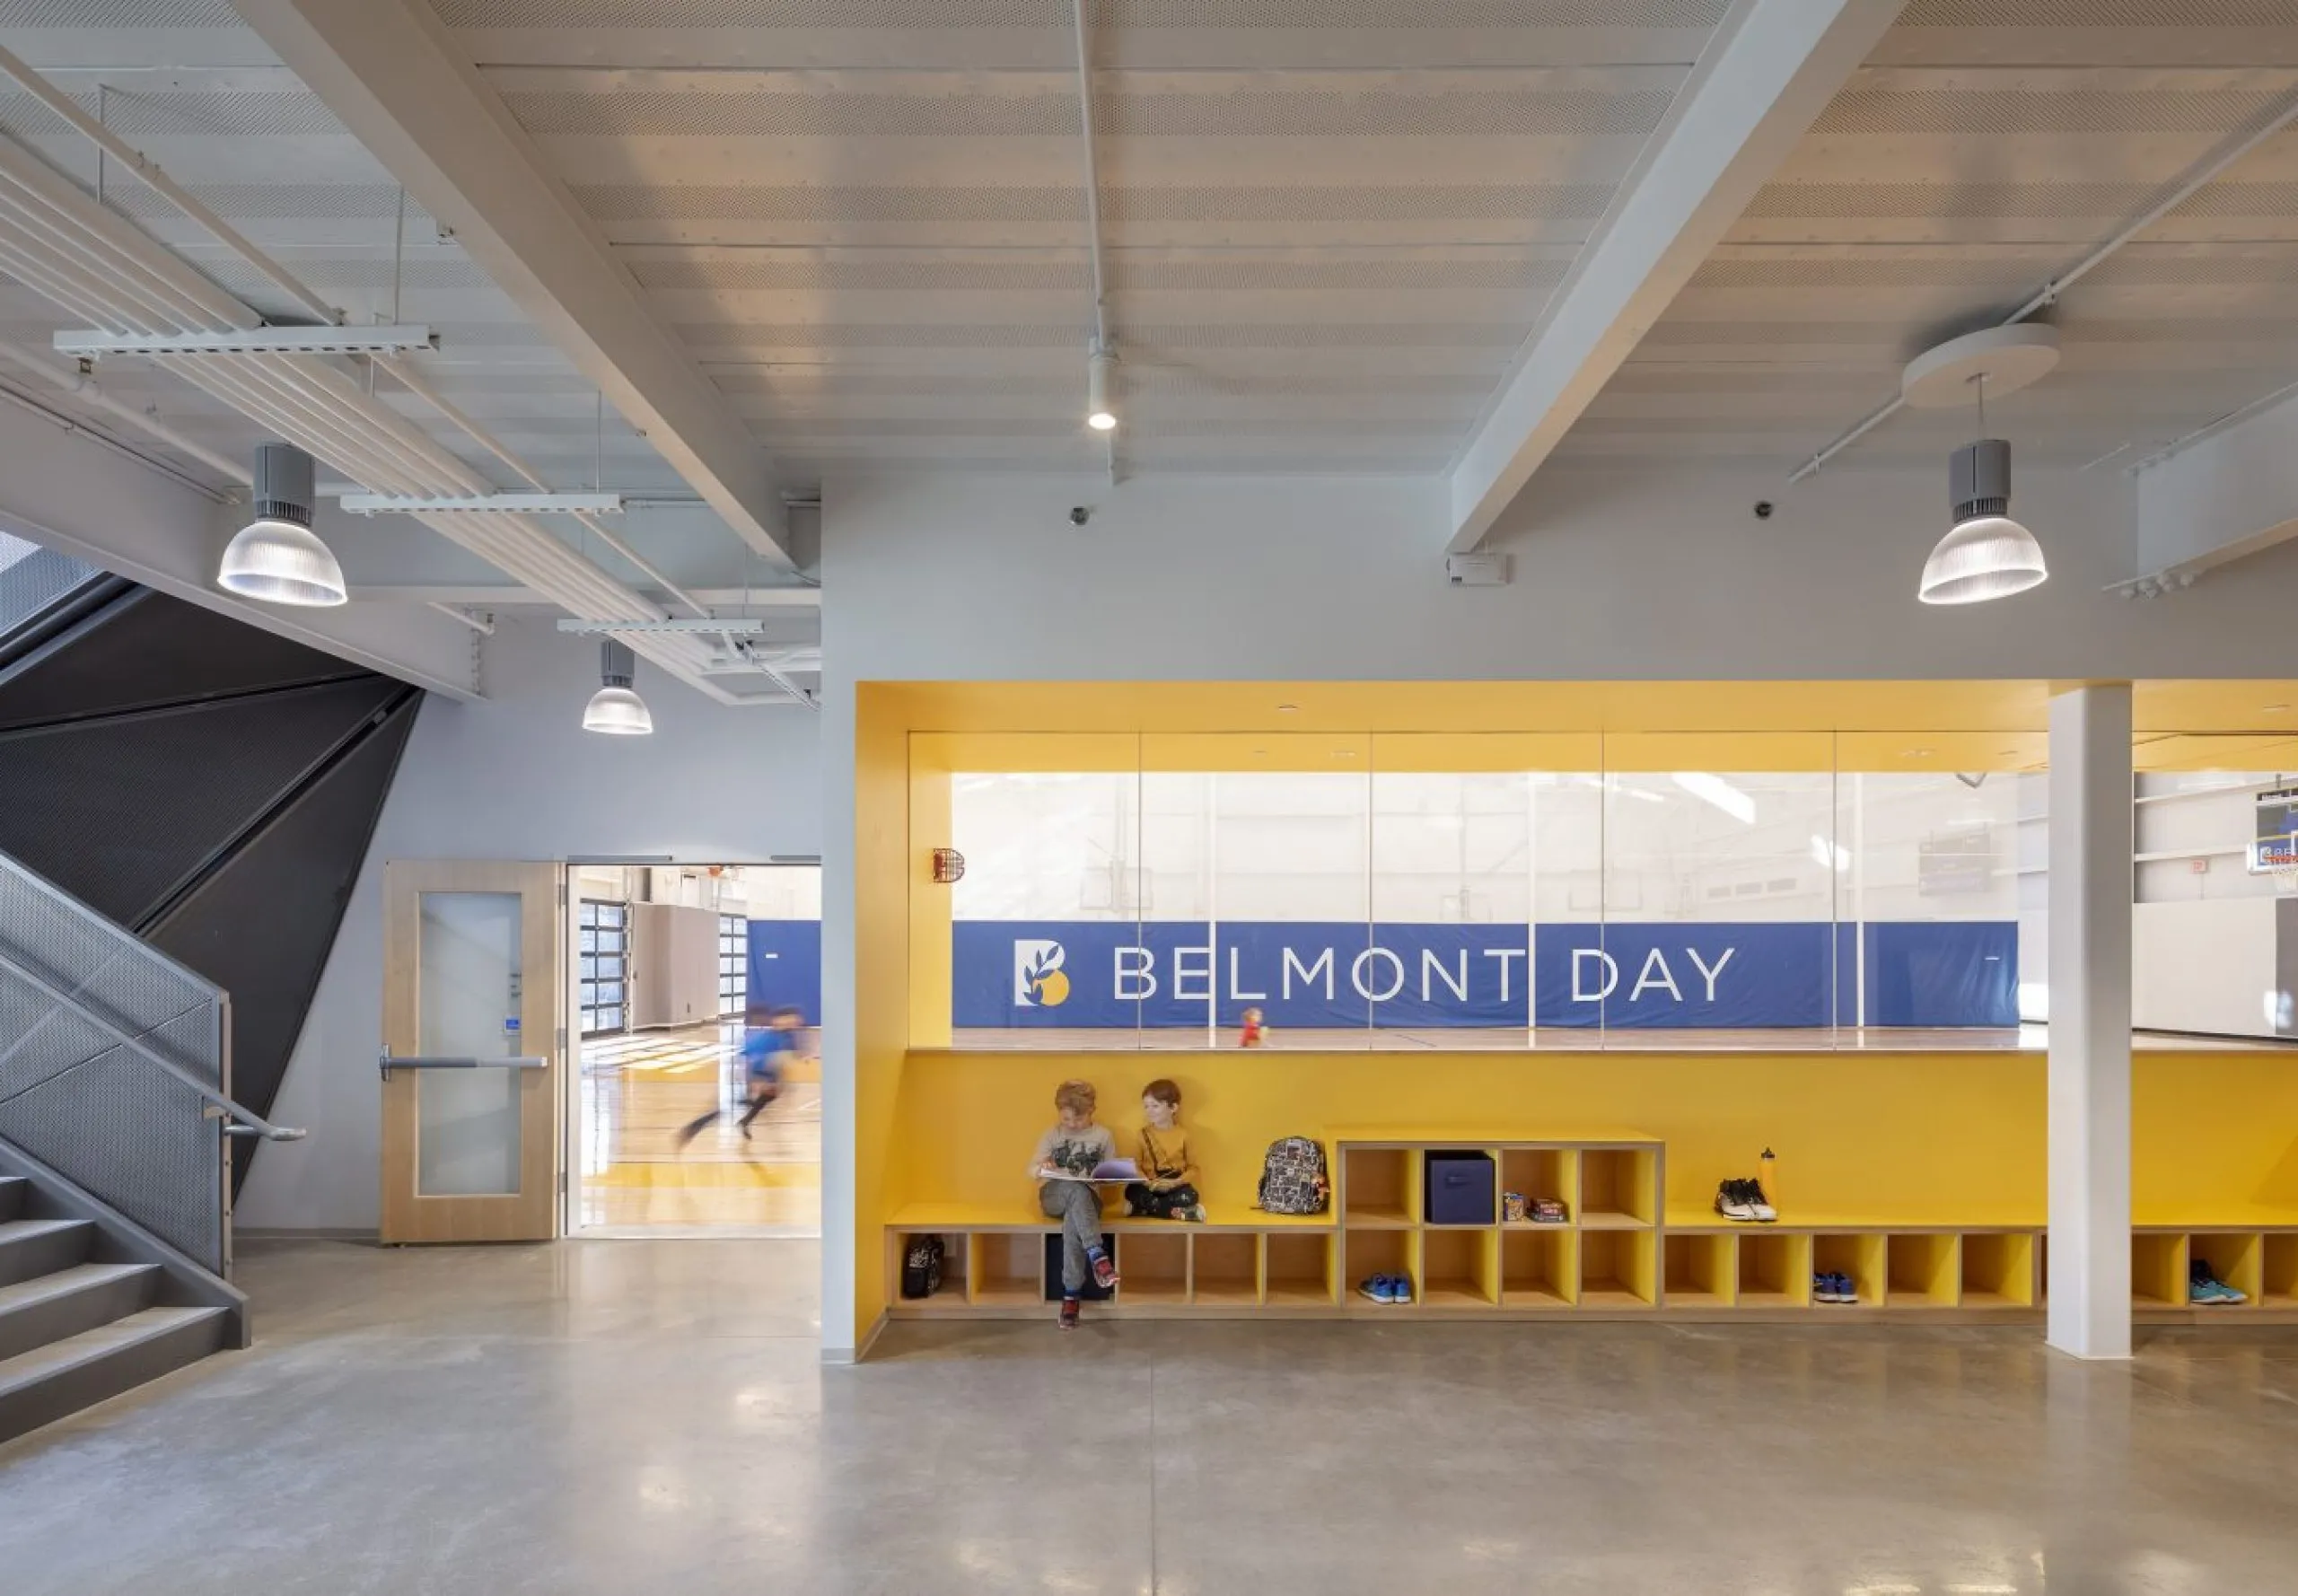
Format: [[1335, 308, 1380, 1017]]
[[746, 919, 821, 1026], [952, 918, 2015, 1030]]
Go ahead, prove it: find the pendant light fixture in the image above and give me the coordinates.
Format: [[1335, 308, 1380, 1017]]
[[582, 640, 653, 735], [1084, 346, 1117, 432], [216, 443, 346, 607], [1918, 373, 2047, 605], [1894, 325, 2058, 607]]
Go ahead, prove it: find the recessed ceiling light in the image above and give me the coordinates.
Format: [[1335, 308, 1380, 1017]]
[[1276, 703, 1299, 714], [1999, 749, 2019, 757], [2265, 705, 2289, 715], [1335, 750, 1356, 759], [1902, 748, 1934, 758]]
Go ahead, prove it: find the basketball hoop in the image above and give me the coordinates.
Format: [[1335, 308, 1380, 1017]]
[[2248, 834, 2298, 893]]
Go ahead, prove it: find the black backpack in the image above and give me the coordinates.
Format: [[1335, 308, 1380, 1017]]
[[1255, 1136, 1330, 1215], [900, 1234, 946, 1299]]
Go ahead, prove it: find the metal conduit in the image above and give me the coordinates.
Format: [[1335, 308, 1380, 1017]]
[[0, 63, 804, 702]]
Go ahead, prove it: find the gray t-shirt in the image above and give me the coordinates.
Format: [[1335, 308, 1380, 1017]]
[[1031, 1123, 1116, 1179]]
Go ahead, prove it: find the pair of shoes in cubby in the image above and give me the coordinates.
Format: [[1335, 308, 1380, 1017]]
[[1715, 1179, 1776, 1223], [1813, 1272, 1858, 1304], [1358, 1274, 1413, 1305], [2189, 1259, 2248, 1305]]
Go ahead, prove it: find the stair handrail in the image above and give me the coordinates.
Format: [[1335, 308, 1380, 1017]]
[[0, 941, 304, 1141]]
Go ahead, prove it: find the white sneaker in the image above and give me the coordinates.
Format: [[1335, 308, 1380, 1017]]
[[1743, 1179, 1777, 1223], [1714, 1181, 1755, 1222]]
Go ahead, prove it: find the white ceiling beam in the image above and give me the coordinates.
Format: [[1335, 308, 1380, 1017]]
[[231, 0, 794, 569], [0, 394, 481, 701], [1444, 0, 1905, 554]]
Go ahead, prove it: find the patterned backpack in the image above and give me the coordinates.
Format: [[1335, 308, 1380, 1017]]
[[1255, 1136, 1330, 1215]]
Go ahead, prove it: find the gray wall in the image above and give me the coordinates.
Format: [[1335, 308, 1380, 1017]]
[[236, 616, 820, 1233], [822, 462, 2298, 683]]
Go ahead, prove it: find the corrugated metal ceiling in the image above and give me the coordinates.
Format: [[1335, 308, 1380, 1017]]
[[0, 1, 2296, 495]]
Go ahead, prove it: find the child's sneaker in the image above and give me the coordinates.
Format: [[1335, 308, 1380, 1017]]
[[1091, 1251, 1118, 1291], [1358, 1275, 1393, 1303], [1182, 1204, 1206, 1223], [1058, 1296, 1080, 1329]]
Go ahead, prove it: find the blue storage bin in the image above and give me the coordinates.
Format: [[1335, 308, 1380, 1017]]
[[1425, 1152, 1495, 1225]]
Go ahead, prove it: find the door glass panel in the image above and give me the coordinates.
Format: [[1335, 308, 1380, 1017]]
[[417, 890, 523, 1197]]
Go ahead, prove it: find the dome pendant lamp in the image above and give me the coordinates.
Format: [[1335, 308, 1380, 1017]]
[[1921, 435, 2047, 606], [216, 443, 346, 607], [1899, 326, 2057, 607], [582, 640, 653, 735]]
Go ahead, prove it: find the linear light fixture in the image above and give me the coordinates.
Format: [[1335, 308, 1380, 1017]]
[[1671, 771, 1756, 825], [55, 325, 437, 358], [340, 491, 626, 516], [555, 618, 762, 636]]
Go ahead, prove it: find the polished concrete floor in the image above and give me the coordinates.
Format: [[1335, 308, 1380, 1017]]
[[4, 1239, 2297, 1594], [577, 1022, 820, 1232]]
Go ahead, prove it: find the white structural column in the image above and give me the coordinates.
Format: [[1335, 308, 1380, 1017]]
[[2046, 682, 2134, 1359]]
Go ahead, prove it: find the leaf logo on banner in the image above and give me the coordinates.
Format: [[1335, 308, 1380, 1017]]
[[1013, 940, 1070, 1008]]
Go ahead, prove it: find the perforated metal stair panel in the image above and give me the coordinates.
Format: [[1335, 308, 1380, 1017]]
[[0, 676, 402, 931], [150, 690, 418, 1178], [0, 591, 367, 732], [0, 1048, 220, 1268]]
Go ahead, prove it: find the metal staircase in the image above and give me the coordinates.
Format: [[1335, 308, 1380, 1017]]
[[0, 1163, 234, 1441]]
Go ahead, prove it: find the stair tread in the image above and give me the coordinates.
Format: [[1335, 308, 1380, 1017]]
[[0, 1261, 153, 1314], [0, 1218, 88, 1244], [0, 1306, 226, 1395]]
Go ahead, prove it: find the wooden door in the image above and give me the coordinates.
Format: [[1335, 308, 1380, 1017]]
[[380, 861, 561, 1242]]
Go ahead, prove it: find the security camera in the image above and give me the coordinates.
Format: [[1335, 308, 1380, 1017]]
[[1753, 500, 1775, 520], [1068, 505, 1092, 527]]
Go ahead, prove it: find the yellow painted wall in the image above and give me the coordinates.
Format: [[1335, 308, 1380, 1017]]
[[852, 685, 914, 1335], [889, 1049, 2298, 1226]]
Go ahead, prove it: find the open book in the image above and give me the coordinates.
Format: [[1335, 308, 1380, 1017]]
[[1039, 1158, 1142, 1184]]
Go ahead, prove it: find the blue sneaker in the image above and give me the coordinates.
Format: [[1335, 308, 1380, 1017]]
[[1835, 1272, 1859, 1305], [1389, 1275, 1413, 1305], [1359, 1275, 1394, 1303]]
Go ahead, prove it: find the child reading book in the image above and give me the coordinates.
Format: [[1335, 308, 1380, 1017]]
[[1031, 1079, 1120, 1328], [1125, 1078, 1206, 1222]]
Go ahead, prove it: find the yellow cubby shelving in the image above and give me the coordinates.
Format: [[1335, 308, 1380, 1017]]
[[1663, 1232, 1734, 1309], [1191, 1232, 1260, 1307], [1265, 1232, 1336, 1309], [2265, 1234, 2298, 1309], [1733, 1230, 1810, 1308], [1340, 1146, 1417, 1228], [1500, 1147, 1576, 1222], [1502, 1226, 1577, 1309], [1960, 1232, 2037, 1309], [970, 1232, 1042, 1308], [1580, 1228, 1657, 1309], [1886, 1233, 1960, 1309], [2125, 1226, 2298, 1318], [2132, 1232, 2188, 1310], [885, 1128, 2293, 1327], [1118, 1230, 1188, 1308], [1343, 1227, 1413, 1306], [1812, 1233, 1887, 1307], [1420, 1227, 1500, 1308]]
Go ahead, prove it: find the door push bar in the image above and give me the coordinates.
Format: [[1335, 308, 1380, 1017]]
[[378, 1046, 549, 1081]]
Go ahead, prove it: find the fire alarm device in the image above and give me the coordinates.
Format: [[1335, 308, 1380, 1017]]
[[931, 847, 966, 884]]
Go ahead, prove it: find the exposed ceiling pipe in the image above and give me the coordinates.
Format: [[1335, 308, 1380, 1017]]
[[1789, 85, 2298, 483], [0, 92, 811, 703], [371, 356, 714, 621], [1070, 0, 1123, 481], [0, 39, 338, 326], [0, 336, 249, 485]]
